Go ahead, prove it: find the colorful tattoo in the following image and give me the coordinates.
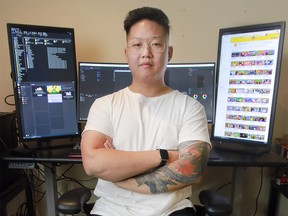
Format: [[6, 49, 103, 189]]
[[135, 142, 209, 194]]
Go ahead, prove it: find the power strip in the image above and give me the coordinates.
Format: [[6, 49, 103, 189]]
[[8, 161, 35, 169]]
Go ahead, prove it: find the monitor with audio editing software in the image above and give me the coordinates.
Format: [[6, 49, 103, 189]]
[[165, 63, 216, 123], [78, 62, 132, 121], [211, 21, 286, 154], [7, 23, 80, 148], [78, 62, 216, 123]]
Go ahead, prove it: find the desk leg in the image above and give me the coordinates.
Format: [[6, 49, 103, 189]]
[[44, 164, 58, 216], [268, 182, 278, 215], [231, 167, 246, 216]]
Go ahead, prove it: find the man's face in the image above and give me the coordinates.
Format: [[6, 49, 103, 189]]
[[125, 19, 173, 84]]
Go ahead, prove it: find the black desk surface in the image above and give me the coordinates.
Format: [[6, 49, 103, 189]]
[[1, 144, 82, 164], [208, 148, 287, 167], [1, 145, 287, 167]]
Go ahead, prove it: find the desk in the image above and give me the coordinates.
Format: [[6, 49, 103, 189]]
[[1, 145, 80, 216], [209, 149, 287, 215], [2, 146, 287, 216]]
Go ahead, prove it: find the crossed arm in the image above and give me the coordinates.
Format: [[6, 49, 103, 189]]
[[81, 130, 210, 195], [114, 141, 209, 194]]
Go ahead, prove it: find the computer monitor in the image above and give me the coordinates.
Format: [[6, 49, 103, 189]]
[[211, 21, 286, 154], [78, 62, 216, 123], [165, 63, 216, 123], [78, 62, 132, 121], [7, 23, 80, 148]]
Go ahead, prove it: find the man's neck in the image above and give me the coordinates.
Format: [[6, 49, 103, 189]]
[[128, 82, 172, 97]]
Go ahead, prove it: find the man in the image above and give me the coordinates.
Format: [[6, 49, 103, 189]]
[[81, 6, 211, 216]]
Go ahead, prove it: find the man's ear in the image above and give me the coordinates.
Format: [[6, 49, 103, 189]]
[[168, 46, 173, 62], [124, 48, 128, 62]]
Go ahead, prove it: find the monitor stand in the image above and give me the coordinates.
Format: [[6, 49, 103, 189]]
[[212, 141, 270, 156]]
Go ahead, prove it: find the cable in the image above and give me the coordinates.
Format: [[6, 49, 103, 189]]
[[57, 175, 95, 191], [33, 163, 95, 201], [0, 136, 9, 150], [253, 167, 263, 216], [34, 190, 46, 204], [216, 181, 232, 192], [4, 94, 15, 106], [25, 170, 37, 215], [56, 164, 74, 181], [20, 162, 95, 215], [10, 201, 28, 216], [33, 166, 46, 205], [56, 164, 96, 193]]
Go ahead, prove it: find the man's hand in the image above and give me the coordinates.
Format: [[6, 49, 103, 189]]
[[168, 150, 179, 164], [104, 140, 114, 149]]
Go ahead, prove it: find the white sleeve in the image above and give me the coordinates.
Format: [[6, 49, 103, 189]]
[[179, 99, 211, 146], [83, 95, 113, 138]]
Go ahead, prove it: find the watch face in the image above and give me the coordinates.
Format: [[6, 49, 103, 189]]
[[159, 149, 169, 166], [160, 149, 169, 159]]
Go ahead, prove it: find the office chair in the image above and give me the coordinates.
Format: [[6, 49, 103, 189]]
[[56, 188, 93, 215], [198, 190, 233, 216], [56, 188, 232, 216]]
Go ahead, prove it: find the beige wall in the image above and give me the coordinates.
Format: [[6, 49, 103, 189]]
[[1, 0, 287, 215], [1, 0, 288, 138]]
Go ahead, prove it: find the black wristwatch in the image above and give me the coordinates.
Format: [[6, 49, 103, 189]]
[[158, 149, 169, 167]]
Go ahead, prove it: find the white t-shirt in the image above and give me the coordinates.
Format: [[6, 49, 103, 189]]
[[84, 87, 211, 216]]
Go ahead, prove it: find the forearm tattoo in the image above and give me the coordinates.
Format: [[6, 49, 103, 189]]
[[135, 142, 209, 194]]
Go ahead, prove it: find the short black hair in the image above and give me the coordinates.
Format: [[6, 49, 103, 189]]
[[124, 7, 170, 37]]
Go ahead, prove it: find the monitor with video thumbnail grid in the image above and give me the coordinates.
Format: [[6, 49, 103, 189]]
[[211, 21, 286, 154]]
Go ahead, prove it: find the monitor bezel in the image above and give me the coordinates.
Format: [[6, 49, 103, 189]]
[[211, 21, 286, 153], [7, 23, 80, 143]]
